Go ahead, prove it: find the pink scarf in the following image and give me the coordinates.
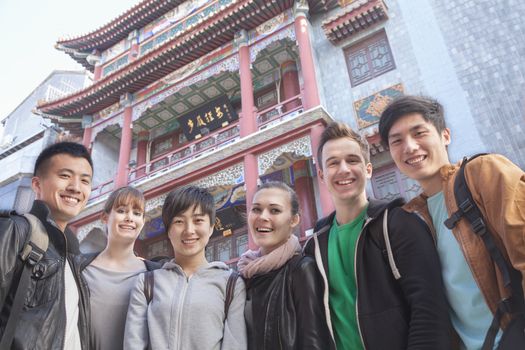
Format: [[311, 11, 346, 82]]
[[237, 235, 302, 279]]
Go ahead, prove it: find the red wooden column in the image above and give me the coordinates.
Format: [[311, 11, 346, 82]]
[[294, 1, 321, 110], [235, 30, 257, 137], [280, 60, 301, 112], [115, 94, 133, 189], [136, 131, 149, 178], [310, 123, 335, 216], [81, 115, 93, 152], [243, 153, 259, 250], [293, 159, 317, 236]]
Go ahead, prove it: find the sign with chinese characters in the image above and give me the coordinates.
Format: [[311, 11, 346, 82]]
[[213, 205, 246, 238], [353, 83, 404, 129], [179, 95, 238, 141]]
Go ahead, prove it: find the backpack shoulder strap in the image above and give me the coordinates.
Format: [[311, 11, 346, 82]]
[[224, 270, 239, 322], [144, 270, 154, 304], [444, 154, 513, 289], [0, 212, 48, 349], [20, 213, 48, 265], [443, 154, 525, 350]]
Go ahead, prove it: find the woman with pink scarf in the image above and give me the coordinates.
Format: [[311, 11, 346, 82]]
[[238, 181, 332, 350]]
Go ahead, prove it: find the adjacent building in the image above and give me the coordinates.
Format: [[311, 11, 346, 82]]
[[0, 70, 89, 212]]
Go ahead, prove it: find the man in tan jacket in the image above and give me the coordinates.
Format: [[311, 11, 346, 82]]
[[379, 95, 525, 350]]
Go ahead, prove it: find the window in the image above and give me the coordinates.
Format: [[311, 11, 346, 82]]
[[345, 30, 395, 86]]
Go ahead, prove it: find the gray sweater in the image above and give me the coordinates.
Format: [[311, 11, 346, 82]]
[[124, 260, 247, 350]]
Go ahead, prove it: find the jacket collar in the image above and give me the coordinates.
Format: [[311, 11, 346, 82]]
[[314, 197, 405, 233], [29, 200, 80, 254]]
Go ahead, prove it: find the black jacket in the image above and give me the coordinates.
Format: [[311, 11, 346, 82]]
[[0, 200, 90, 350], [304, 198, 451, 350], [244, 253, 332, 350]]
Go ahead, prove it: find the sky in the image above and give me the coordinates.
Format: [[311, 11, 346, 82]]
[[0, 0, 139, 121]]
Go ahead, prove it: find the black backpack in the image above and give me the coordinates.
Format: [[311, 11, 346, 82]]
[[444, 154, 525, 350], [0, 212, 49, 350]]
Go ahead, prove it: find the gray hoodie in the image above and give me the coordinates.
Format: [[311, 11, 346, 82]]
[[124, 260, 247, 350]]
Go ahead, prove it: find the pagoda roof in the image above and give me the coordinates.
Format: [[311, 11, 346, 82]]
[[322, 0, 388, 44], [56, 0, 186, 70], [57, 0, 338, 70], [39, 0, 338, 120]]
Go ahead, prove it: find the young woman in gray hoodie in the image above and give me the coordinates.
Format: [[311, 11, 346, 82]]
[[124, 186, 247, 350]]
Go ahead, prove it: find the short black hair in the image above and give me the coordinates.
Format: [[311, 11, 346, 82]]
[[34, 141, 93, 177], [379, 95, 446, 145], [162, 186, 216, 232]]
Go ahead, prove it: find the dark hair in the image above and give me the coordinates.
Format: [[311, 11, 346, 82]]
[[255, 181, 300, 216], [103, 186, 145, 216], [317, 121, 370, 167], [379, 95, 446, 145], [162, 186, 215, 232], [34, 141, 93, 176]]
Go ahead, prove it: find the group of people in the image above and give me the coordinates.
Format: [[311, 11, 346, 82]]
[[0, 94, 523, 350]]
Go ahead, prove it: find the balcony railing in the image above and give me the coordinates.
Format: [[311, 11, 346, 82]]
[[257, 94, 303, 129], [89, 123, 240, 201], [89, 95, 304, 202]]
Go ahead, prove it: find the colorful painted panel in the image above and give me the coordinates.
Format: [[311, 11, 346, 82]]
[[353, 83, 403, 129]]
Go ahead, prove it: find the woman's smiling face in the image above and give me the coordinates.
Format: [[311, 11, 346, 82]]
[[248, 187, 300, 255]]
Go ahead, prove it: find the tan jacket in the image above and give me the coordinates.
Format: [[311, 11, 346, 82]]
[[403, 154, 525, 327]]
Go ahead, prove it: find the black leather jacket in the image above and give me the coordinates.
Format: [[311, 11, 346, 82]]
[[244, 253, 332, 350], [0, 200, 90, 350]]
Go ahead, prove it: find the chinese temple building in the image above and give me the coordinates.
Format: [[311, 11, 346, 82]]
[[37, 0, 525, 263], [39, 0, 340, 264]]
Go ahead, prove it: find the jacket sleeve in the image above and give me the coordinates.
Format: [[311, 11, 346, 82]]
[[221, 277, 248, 350], [291, 256, 333, 350], [0, 215, 25, 309], [388, 208, 452, 350], [123, 273, 149, 350], [466, 154, 525, 291]]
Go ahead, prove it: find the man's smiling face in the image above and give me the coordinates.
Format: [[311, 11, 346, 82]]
[[387, 113, 450, 195], [32, 154, 93, 230], [319, 137, 372, 207]]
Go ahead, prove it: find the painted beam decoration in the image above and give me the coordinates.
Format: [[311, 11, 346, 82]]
[[179, 95, 238, 140], [353, 83, 403, 128]]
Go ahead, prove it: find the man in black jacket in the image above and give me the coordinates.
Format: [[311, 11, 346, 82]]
[[0, 141, 93, 350], [304, 122, 451, 350]]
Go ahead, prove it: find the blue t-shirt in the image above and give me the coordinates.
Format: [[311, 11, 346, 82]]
[[428, 191, 501, 350]]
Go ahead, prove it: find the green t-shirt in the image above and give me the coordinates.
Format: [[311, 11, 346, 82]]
[[328, 208, 367, 350]]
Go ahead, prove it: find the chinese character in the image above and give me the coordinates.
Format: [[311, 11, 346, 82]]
[[196, 115, 206, 127], [204, 111, 214, 123], [187, 119, 194, 133], [215, 106, 224, 119]]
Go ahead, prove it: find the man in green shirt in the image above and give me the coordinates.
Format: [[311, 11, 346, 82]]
[[304, 121, 451, 350]]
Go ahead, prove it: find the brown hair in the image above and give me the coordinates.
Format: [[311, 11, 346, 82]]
[[317, 121, 370, 167], [255, 181, 300, 216], [103, 186, 145, 216]]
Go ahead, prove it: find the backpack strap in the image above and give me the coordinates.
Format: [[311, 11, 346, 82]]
[[144, 270, 154, 304], [224, 271, 239, 322], [0, 213, 48, 350], [444, 154, 525, 350]]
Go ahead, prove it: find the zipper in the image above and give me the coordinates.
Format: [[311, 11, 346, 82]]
[[60, 227, 69, 350], [176, 275, 191, 350], [354, 217, 373, 350]]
